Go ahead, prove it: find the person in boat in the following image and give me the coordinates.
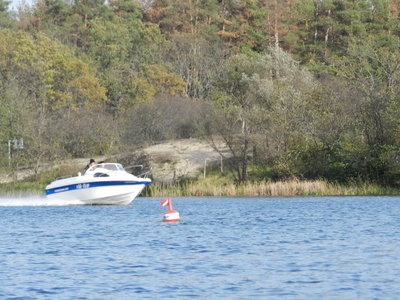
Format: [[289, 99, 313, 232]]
[[84, 159, 96, 172]]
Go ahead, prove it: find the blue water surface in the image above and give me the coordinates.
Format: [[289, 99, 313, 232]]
[[0, 196, 400, 299]]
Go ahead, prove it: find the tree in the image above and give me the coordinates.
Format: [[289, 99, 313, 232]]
[[146, 0, 223, 99], [85, 6, 172, 111], [123, 94, 209, 146], [0, 29, 110, 171], [331, 36, 400, 184], [217, 0, 269, 53], [30, 0, 173, 112], [263, 0, 295, 48], [0, 0, 12, 28], [201, 47, 316, 182], [288, 0, 400, 69]]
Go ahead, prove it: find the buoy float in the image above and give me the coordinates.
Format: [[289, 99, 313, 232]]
[[160, 197, 180, 222]]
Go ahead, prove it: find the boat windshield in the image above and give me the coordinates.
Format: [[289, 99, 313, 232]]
[[88, 163, 124, 172]]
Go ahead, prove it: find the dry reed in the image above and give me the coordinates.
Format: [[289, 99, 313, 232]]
[[147, 177, 392, 197]]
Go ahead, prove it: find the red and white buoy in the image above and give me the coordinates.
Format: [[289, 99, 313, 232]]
[[160, 197, 180, 222]]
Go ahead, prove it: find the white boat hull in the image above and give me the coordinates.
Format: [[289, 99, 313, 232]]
[[46, 183, 148, 205], [45, 163, 151, 205]]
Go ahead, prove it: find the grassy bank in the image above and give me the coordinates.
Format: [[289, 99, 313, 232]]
[[146, 175, 400, 197], [1, 173, 399, 197], [0, 182, 46, 195], [0, 165, 79, 195]]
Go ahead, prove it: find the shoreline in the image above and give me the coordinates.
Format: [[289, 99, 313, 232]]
[[1, 177, 399, 197], [146, 179, 400, 197]]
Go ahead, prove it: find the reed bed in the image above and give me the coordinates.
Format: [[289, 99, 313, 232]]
[[147, 176, 398, 197], [0, 175, 397, 197], [0, 182, 45, 195]]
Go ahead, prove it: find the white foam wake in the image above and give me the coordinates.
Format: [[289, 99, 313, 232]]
[[0, 195, 84, 206]]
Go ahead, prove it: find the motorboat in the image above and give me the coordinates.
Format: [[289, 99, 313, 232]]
[[45, 163, 151, 205]]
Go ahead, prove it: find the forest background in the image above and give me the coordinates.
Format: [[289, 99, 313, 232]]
[[1, 0, 400, 194]]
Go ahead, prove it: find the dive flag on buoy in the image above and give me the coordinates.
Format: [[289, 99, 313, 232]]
[[160, 197, 180, 222], [160, 198, 170, 207]]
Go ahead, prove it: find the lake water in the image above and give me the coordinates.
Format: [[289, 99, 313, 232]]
[[0, 196, 399, 299]]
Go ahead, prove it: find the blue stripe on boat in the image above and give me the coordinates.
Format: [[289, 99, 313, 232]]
[[45, 181, 151, 195]]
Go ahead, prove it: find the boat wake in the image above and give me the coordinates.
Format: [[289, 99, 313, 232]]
[[0, 195, 84, 206]]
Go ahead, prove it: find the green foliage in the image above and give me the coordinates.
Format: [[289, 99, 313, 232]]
[[204, 47, 316, 182], [1, 0, 400, 190], [0, 29, 107, 111], [0, 28, 113, 170], [0, 0, 12, 28], [31, 0, 169, 112], [223, 0, 269, 53], [287, 0, 399, 71]]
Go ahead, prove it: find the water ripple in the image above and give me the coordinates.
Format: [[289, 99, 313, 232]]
[[1, 196, 400, 299]]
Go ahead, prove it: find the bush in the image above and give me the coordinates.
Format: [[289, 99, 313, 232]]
[[123, 94, 211, 146]]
